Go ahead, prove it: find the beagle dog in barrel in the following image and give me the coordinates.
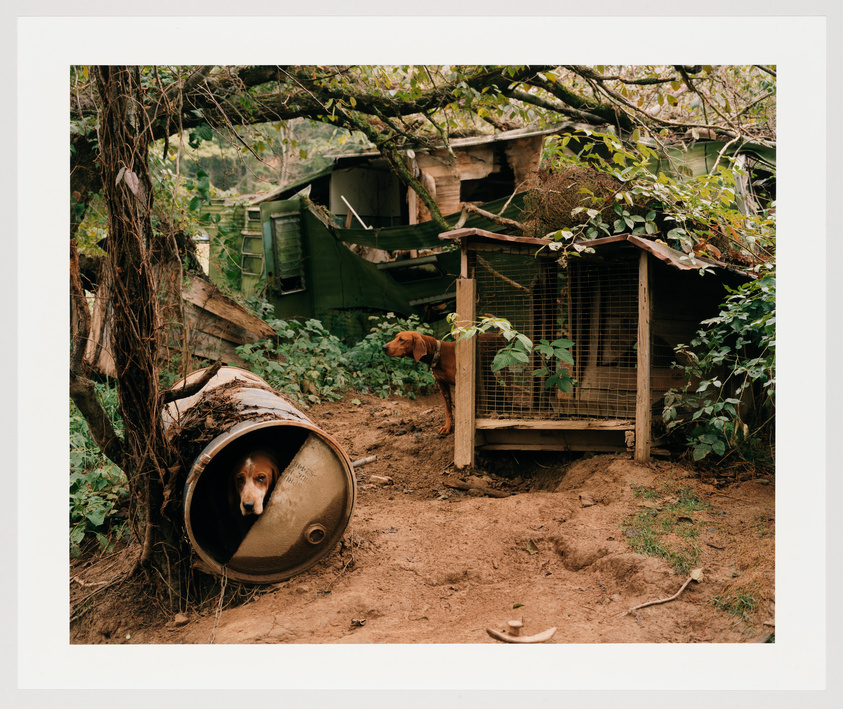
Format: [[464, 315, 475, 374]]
[[383, 331, 456, 435], [228, 449, 280, 518]]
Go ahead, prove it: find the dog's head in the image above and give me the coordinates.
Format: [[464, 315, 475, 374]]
[[231, 450, 279, 517], [382, 330, 430, 362]]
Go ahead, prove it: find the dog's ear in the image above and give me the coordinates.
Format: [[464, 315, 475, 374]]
[[412, 333, 429, 362]]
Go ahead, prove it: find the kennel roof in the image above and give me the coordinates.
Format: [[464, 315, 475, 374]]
[[439, 228, 753, 278]]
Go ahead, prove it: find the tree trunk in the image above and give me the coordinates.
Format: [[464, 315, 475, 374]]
[[92, 66, 202, 607]]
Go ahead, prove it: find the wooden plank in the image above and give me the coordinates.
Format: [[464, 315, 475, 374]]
[[433, 175, 461, 216], [503, 136, 544, 189], [183, 330, 248, 367], [480, 444, 626, 453], [184, 302, 267, 346], [181, 275, 275, 340], [480, 425, 628, 450], [454, 278, 477, 469], [474, 418, 634, 430], [454, 145, 497, 180], [635, 251, 652, 463]]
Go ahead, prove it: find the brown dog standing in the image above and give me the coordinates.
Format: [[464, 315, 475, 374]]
[[383, 331, 456, 435]]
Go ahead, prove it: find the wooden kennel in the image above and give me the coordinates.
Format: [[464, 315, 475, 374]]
[[440, 228, 749, 467]]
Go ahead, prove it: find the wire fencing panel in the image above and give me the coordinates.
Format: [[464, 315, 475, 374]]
[[472, 247, 640, 421]]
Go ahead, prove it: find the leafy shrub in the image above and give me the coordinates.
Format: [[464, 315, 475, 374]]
[[237, 311, 437, 406], [343, 313, 436, 399], [448, 315, 576, 394], [238, 317, 349, 405], [69, 382, 129, 557], [662, 265, 775, 462], [537, 129, 775, 262]]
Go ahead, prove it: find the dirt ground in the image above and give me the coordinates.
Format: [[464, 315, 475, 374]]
[[70, 392, 775, 645]]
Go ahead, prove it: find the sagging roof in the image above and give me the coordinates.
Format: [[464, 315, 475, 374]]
[[250, 123, 584, 206], [439, 228, 752, 278]]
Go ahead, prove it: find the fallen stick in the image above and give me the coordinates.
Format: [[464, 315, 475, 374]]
[[619, 574, 696, 617], [70, 576, 111, 588], [351, 455, 378, 468], [443, 481, 509, 498]]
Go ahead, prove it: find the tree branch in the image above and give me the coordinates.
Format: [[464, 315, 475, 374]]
[[161, 360, 223, 404], [754, 65, 776, 78], [70, 239, 125, 469], [500, 80, 609, 125], [342, 108, 451, 231], [462, 202, 527, 232]]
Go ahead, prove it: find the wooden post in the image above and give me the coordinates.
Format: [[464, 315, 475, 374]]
[[635, 251, 652, 463], [454, 277, 477, 469]]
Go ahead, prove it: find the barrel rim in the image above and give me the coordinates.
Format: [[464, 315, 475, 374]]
[[182, 415, 356, 584]]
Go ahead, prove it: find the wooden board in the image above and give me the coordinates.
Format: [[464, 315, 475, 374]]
[[82, 272, 276, 377], [454, 278, 477, 469], [182, 275, 276, 341], [478, 427, 629, 453], [475, 418, 633, 430], [635, 251, 652, 463]]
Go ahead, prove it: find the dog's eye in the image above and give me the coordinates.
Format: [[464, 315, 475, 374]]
[[257, 475, 266, 483]]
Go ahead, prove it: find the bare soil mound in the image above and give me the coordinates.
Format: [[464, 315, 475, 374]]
[[70, 392, 775, 644]]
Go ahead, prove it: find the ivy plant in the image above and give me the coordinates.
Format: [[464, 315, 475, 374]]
[[662, 264, 775, 461], [448, 315, 576, 394]]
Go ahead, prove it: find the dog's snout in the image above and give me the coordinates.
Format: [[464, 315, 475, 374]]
[[242, 501, 255, 515], [382, 343, 389, 352]]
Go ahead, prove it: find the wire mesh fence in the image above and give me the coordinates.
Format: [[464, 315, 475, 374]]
[[472, 247, 642, 421]]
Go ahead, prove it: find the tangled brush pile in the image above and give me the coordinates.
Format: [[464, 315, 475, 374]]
[[521, 165, 657, 240], [521, 165, 623, 238]]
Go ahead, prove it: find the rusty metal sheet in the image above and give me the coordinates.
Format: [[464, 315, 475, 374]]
[[625, 235, 724, 271], [440, 229, 733, 273]]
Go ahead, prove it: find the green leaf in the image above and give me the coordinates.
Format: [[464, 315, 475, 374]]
[[515, 333, 533, 350], [557, 349, 574, 365], [693, 443, 711, 461], [491, 352, 516, 371], [555, 377, 573, 393]]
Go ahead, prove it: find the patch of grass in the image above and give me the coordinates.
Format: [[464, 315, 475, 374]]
[[710, 583, 760, 625], [622, 483, 709, 575], [631, 484, 660, 501]]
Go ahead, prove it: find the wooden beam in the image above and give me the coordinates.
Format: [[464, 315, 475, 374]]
[[479, 444, 627, 453], [454, 278, 477, 469], [479, 426, 629, 452], [635, 251, 652, 463], [474, 418, 633, 430]]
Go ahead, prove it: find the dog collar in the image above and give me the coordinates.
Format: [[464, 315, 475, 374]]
[[430, 340, 441, 369]]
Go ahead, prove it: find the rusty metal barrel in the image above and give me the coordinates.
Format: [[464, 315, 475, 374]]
[[163, 366, 355, 584]]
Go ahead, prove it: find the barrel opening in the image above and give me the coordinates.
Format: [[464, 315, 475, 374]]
[[187, 426, 311, 564]]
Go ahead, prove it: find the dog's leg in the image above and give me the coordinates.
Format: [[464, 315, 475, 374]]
[[437, 380, 454, 435]]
